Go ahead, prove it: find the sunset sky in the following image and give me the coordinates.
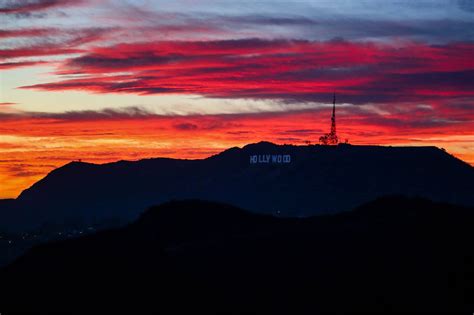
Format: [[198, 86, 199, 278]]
[[1, 0, 473, 198]]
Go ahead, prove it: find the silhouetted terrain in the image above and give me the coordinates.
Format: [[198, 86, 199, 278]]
[[2, 197, 473, 312], [1, 142, 473, 234]]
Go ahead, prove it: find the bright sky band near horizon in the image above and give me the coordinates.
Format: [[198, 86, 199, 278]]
[[1, 0, 474, 198]]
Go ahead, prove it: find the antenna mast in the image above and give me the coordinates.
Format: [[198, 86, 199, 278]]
[[331, 92, 336, 136], [319, 92, 339, 145]]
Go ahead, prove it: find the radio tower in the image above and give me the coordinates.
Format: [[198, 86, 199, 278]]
[[319, 93, 339, 145]]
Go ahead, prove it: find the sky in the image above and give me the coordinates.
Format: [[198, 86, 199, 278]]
[[1, 0, 473, 198]]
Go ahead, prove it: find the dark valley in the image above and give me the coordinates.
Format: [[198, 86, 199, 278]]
[[2, 197, 473, 312]]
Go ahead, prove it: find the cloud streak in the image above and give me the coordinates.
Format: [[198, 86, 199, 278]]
[[0, 0, 80, 14], [18, 39, 474, 105], [1, 103, 472, 133], [0, 27, 115, 69]]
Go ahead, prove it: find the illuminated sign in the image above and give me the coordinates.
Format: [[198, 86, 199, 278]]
[[249, 154, 291, 164]]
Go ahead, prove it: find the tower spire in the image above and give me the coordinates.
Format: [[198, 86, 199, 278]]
[[331, 92, 336, 135], [319, 92, 339, 145]]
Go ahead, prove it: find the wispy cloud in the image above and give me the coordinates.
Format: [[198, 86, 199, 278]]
[[0, 0, 82, 15], [18, 39, 474, 105]]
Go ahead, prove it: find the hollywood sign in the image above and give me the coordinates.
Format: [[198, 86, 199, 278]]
[[249, 154, 291, 164]]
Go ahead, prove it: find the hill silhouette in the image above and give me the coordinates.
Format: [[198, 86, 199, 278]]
[[2, 197, 473, 312], [1, 142, 472, 233]]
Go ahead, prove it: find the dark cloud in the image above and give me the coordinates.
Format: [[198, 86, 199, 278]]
[[0, 27, 115, 71], [0, 106, 157, 121], [223, 14, 318, 26], [343, 70, 474, 101], [120, 10, 474, 43], [226, 130, 251, 134], [276, 137, 303, 142], [0, 60, 47, 69], [0, 0, 79, 14], [0, 28, 52, 38], [5, 164, 45, 177], [278, 129, 322, 135], [314, 18, 474, 43], [174, 123, 199, 130], [0, 105, 321, 123], [359, 115, 466, 129], [458, 0, 474, 12], [69, 53, 186, 70]]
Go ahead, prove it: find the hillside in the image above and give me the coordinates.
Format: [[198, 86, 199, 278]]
[[2, 197, 474, 312], [1, 142, 473, 233]]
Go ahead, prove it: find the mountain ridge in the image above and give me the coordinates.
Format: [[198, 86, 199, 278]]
[[2, 142, 473, 233]]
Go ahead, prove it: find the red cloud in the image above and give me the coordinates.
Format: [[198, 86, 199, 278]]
[[20, 39, 474, 104], [0, 46, 82, 59]]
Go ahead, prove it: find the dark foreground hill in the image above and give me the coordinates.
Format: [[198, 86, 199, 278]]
[[2, 197, 474, 312], [1, 142, 473, 233]]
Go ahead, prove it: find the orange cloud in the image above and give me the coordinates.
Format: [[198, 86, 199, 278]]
[[1, 109, 472, 198]]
